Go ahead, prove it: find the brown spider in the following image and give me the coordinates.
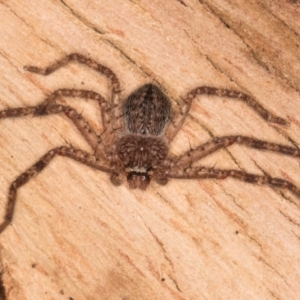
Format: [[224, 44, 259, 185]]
[[0, 53, 299, 233]]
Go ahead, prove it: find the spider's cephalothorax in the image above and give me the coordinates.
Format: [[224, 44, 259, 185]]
[[116, 133, 168, 189], [0, 53, 300, 233], [116, 84, 170, 189]]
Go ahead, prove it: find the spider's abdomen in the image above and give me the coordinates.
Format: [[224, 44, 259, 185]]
[[117, 134, 168, 173], [123, 84, 171, 136]]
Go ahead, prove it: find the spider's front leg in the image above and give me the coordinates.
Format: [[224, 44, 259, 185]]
[[174, 135, 300, 167], [162, 135, 300, 199], [166, 86, 288, 142], [166, 166, 300, 199], [24, 53, 124, 140], [0, 146, 111, 234]]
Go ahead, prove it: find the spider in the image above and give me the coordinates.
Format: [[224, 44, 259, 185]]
[[0, 53, 299, 233]]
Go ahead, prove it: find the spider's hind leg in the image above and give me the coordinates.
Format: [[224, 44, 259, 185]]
[[24, 53, 121, 97], [0, 89, 109, 157], [165, 86, 288, 142], [24, 53, 124, 144]]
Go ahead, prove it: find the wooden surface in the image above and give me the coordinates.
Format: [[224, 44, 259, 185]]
[[0, 1, 300, 299]]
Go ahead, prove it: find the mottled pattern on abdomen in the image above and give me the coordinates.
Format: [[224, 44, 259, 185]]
[[123, 84, 171, 136]]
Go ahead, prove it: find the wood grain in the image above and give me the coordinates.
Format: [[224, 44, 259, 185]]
[[0, 0, 300, 299]]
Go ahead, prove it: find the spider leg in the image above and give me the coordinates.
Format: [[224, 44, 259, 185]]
[[167, 166, 300, 199], [173, 135, 300, 167], [166, 86, 288, 142], [24, 53, 121, 101], [24, 53, 123, 143], [45, 88, 109, 132], [0, 146, 112, 234], [0, 89, 111, 156]]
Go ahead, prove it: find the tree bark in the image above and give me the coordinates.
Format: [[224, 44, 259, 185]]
[[0, 0, 300, 299]]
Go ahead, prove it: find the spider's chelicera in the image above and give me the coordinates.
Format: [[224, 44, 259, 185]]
[[0, 53, 299, 233]]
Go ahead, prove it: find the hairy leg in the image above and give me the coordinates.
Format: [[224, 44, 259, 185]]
[[166, 86, 288, 142], [0, 146, 112, 233], [173, 135, 300, 167], [46, 88, 108, 131], [24, 53, 124, 142], [0, 89, 108, 155], [167, 166, 300, 199], [24, 53, 121, 100]]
